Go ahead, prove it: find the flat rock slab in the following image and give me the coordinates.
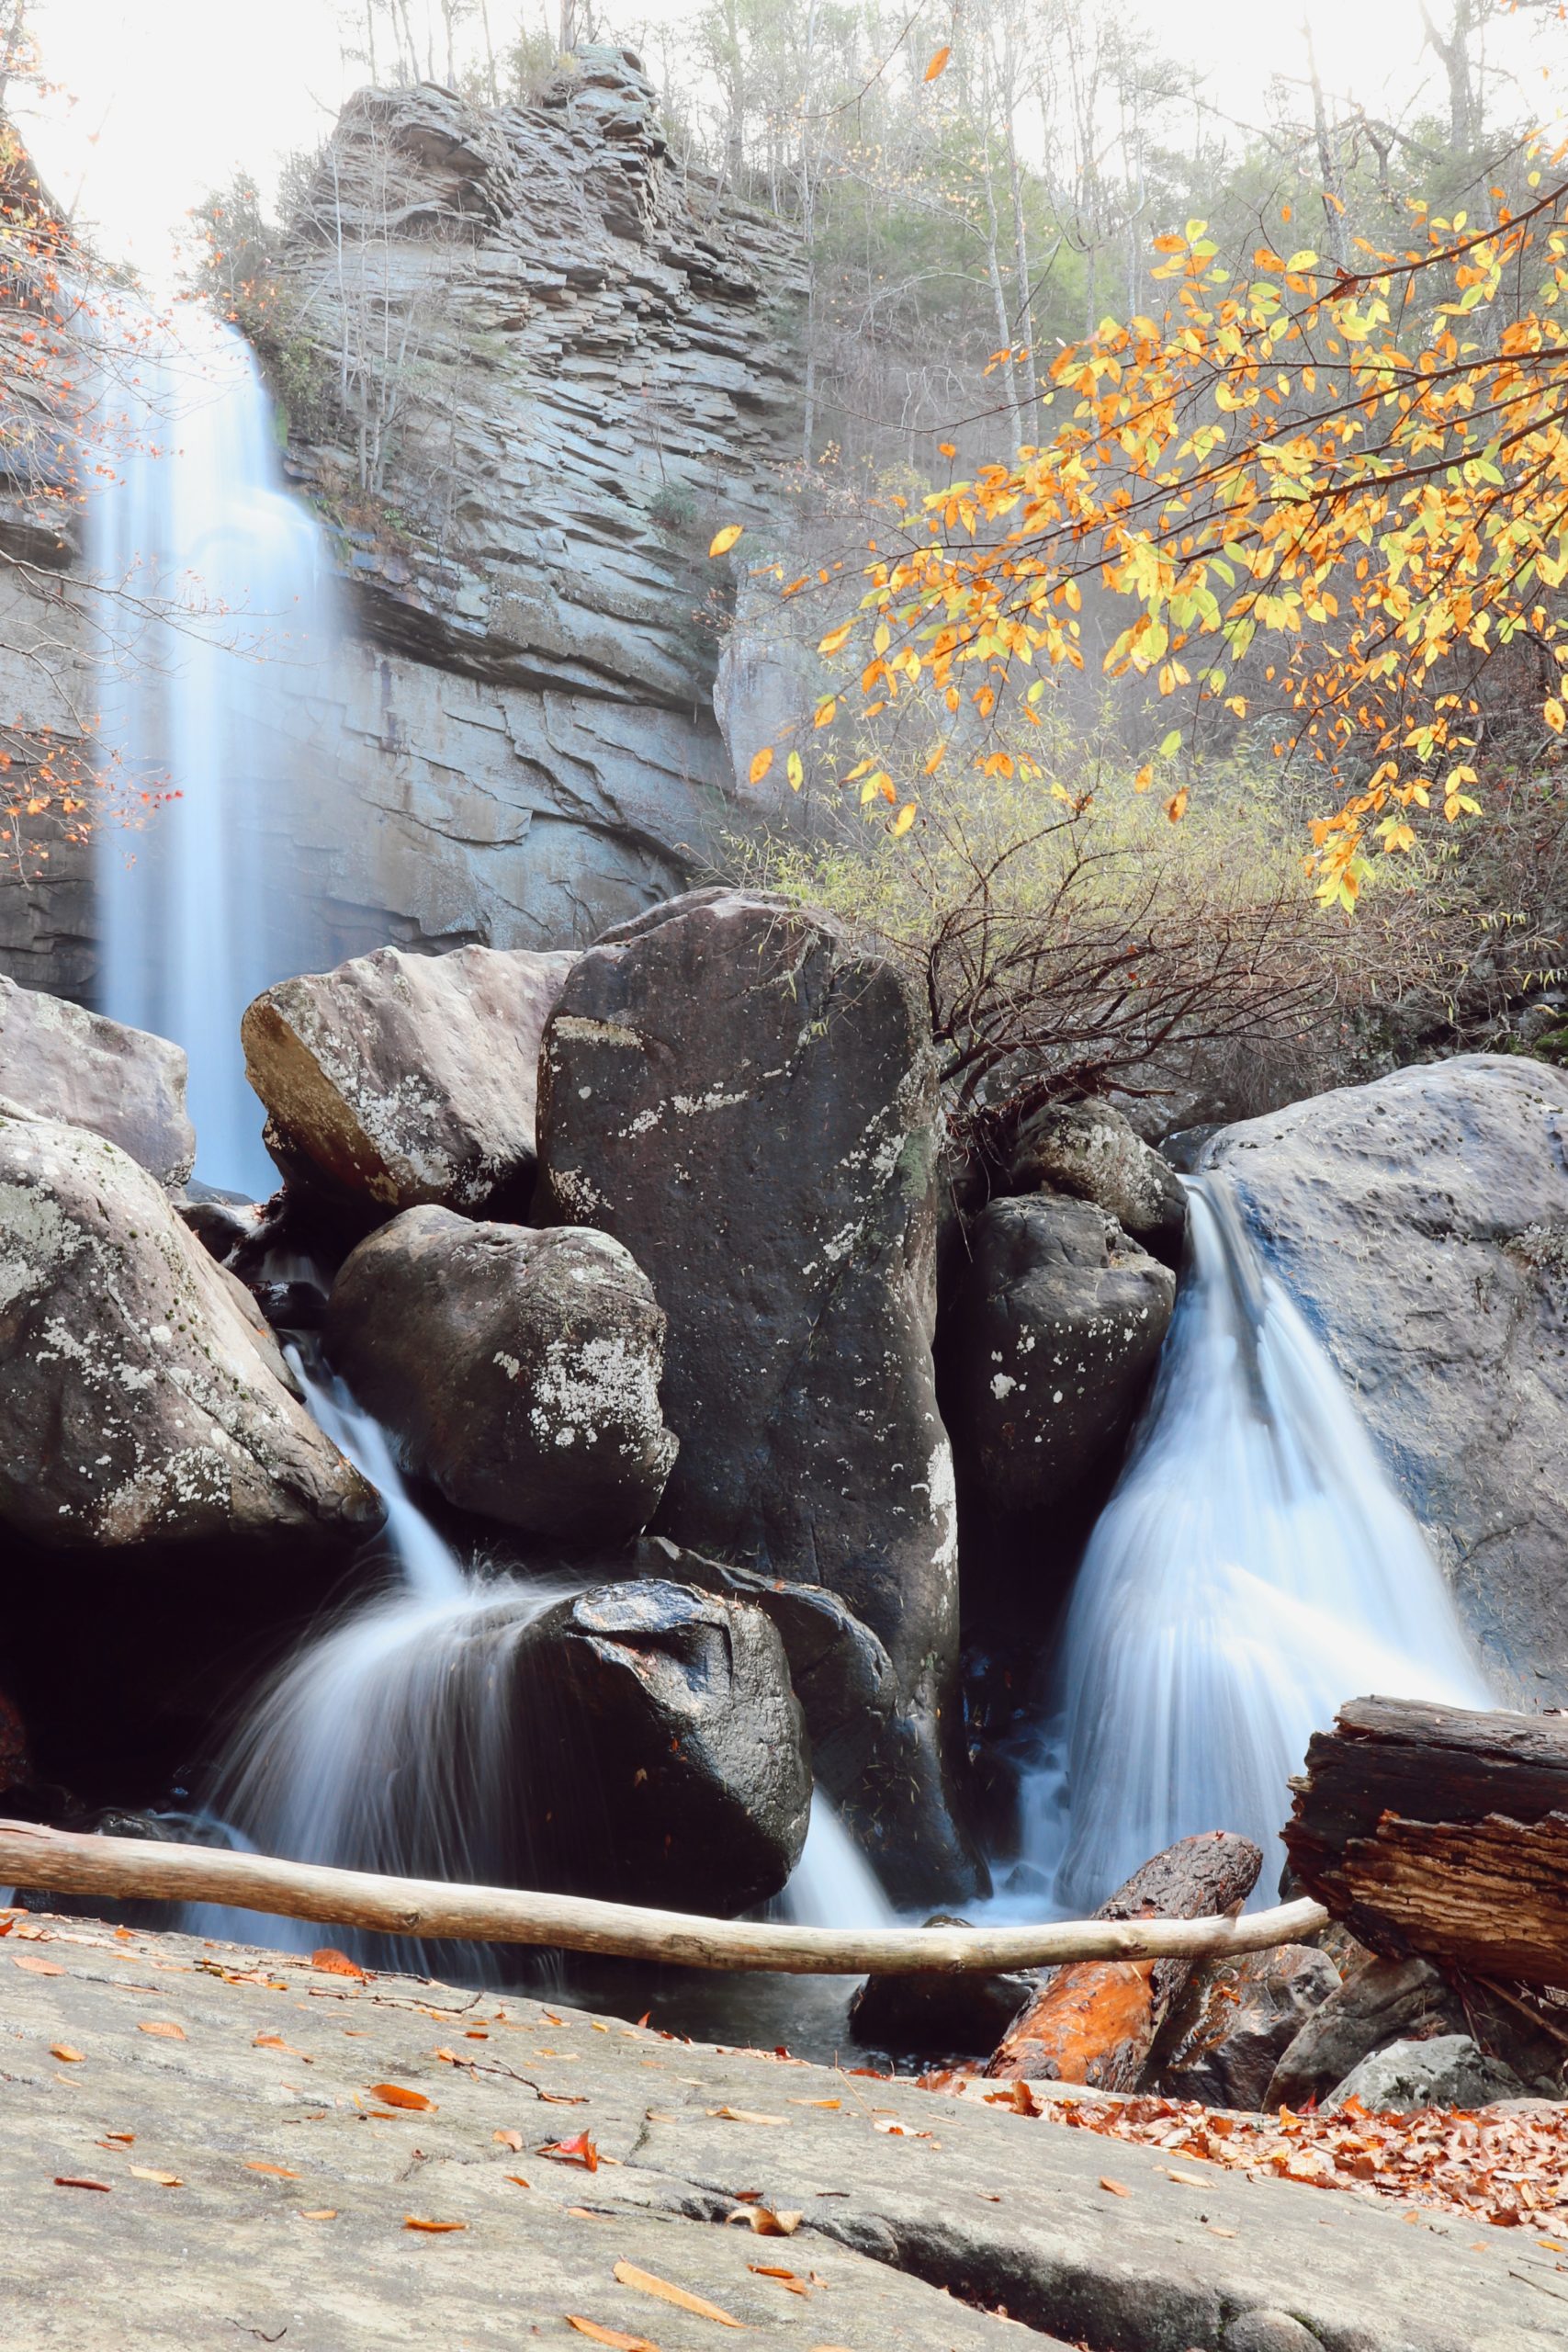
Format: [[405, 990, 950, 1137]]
[[4, 1917, 1567, 2352]]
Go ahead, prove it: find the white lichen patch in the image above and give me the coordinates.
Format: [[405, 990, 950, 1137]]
[[0, 1180, 85, 1311]]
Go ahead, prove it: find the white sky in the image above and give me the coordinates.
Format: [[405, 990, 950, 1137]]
[[14, 0, 1560, 286]]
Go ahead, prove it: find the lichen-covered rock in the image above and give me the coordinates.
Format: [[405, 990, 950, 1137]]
[[1010, 1099, 1188, 1267], [535, 886, 976, 1900], [0, 1103, 380, 1548], [1148, 1944, 1342, 2109], [1325, 2035, 1527, 2117], [243, 944, 576, 1222], [0, 977, 194, 1189], [1207, 1057, 1568, 1699], [513, 1579, 811, 1914], [945, 1194, 1176, 1532], [324, 1204, 676, 1543]]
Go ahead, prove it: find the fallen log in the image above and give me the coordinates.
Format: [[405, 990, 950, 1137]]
[[985, 1831, 1263, 2086], [1283, 1696, 1568, 1985], [0, 1816, 1324, 1976]]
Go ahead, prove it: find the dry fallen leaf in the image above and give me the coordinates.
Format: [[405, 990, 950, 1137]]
[[564, 2321, 658, 2350], [101, 2132, 134, 2145], [788, 2098, 840, 2110], [54, 2177, 110, 2192], [494, 2129, 525, 2153], [246, 2162, 301, 2179], [705, 2108, 786, 2127], [311, 1946, 369, 1980], [726, 2206, 802, 2235], [367, 2083, 435, 2113], [1100, 2177, 1132, 2198], [137, 2021, 186, 2041], [51, 2044, 85, 2064], [541, 2132, 599, 2172], [503, 2175, 532, 2189], [613, 2262, 742, 2328], [750, 2264, 809, 2296], [1163, 2166, 1212, 2188], [13, 1955, 63, 1976], [404, 2215, 467, 2233], [299, 2208, 337, 2221], [129, 2166, 183, 2187]]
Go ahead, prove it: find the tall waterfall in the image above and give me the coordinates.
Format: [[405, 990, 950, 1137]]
[[88, 305, 341, 1196], [1013, 1172, 1490, 1914]]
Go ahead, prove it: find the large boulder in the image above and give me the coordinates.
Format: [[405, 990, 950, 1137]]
[[944, 1195, 1176, 1536], [533, 887, 975, 1898], [242, 944, 576, 1223], [0, 1102, 380, 1550], [1325, 2034, 1526, 2117], [1148, 1945, 1342, 2109], [0, 977, 194, 1189], [513, 1580, 812, 1913], [1265, 1954, 1469, 2110], [324, 1205, 676, 1544], [1009, 1099, 1188, 1267], [1206, 1056, 1568, 1698]]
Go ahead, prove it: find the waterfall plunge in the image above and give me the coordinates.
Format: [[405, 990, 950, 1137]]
[[1011, 1172, 1490, 1916], [88, 307, 341, 1196]]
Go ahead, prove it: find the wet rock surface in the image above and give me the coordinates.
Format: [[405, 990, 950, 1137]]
[[0, 974, 195, 1188], [1207, 1056, 1568, 1697], [536, 887, 976, 1900], [3, 1913, 1561, 2352], [513, 1579, 811, 1915], [243, 942, 576, 1224], [0, 1102, 379, 1551], [325, 1204, 677, 1544], [944, 1193, 1176, 1532]]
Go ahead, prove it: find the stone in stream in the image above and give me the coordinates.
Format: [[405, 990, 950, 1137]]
[[1324, 2033, 1528, 2116], [985, 1830, 1263, 2088], [849, 1913, 1035, 2060], [1206, 1055, 1568, 1700], [1146, 1943, 1343, 2109], [513, 1580, 811, 1913], [534, 886, 978, 1901], [0, 975, 195, 1189], [242, 943, 576, 1225], [943, 1193, 1176, 1532], [0, 1102, 380, 1551], [324, 1204, 677, 1544], [1008, 1097, 1189, 1267]]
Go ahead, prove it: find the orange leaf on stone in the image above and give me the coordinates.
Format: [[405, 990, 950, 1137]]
[[494, 2129, 525, 2152], [612, 2262, 742, 2327], [541, 2131, 599, 2171], [13, 1955, 63, 1975], [246, 2162, 300, 2178], [311, 1946, 369, 1979], [367, 2082, 434, 2112], [51, 2044, 84, 2064], [565, 2322, 658, 2350], [404, 2214, 466, 2233], [137, 2021, 186, 2041]]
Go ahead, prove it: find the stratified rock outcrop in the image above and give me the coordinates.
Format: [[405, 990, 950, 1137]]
[[1206, 1055, 1568, 1700], [242, 944, 575, 1220], [535, 886, 977, 1898], [0, 1103, 378, 1548], [0, 977, 194, 1188], [325, 1204, 677, 1543]]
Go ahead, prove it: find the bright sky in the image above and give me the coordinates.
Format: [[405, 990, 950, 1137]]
[[14, 0, 1559, 286]]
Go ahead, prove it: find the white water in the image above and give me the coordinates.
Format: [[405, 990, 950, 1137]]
[[1008, 1172, 1490, 1917], [780, 1793, 897, 1930], [88, 305, 340, 1196]]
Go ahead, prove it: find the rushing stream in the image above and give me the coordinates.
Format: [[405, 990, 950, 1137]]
[[1004, 1172, 1490, 1916], [88, 307, 341, 1195]]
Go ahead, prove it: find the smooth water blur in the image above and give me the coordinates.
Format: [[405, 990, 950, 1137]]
[[779, 1792, 896, 1930], [1006, 1172, 1490, 1916], [88, 305, 340, 1195]]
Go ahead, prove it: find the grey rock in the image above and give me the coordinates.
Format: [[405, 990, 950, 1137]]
[[513, 1579, 811, 1914], [535, 887, 977, 1900], [0, 1102, 380, 1549], [850, 1914, 1034, 2059], [0, 975, 194, 1187], [1266, 1953, 1468, 2111], [1151, 1943, 1342, 2110], [325, 1204, 676, 1544], [1225, 2317, 1327, 2352], [243, 943, 576, 1222], [1011, 1097, 1189, 1266], [1206, 1057, 1568, 1698], [946, 1193, 1176, 1527], [1325, 2033, 1528, 2116], [6, 1916, 1560, 2352]]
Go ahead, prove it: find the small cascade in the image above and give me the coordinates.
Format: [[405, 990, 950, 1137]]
[[192, 1360, 578, 1977], [87, 304, 341, 1195], [778, 1794, 896, 1930], [1009, 1172, 1491, 1915]]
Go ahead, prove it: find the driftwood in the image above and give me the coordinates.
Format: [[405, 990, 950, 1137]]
[[1283, 1697, 1568, 1986], [0, 1817, 1325, 1976], [985, 1830, 1264, 2086]]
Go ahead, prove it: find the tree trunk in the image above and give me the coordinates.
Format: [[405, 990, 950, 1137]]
[[985, 1830, 1263, 2086], [1284, 1697, 1568, 1987]]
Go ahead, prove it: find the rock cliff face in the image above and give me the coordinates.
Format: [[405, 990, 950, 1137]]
[[0, 49, 806, 997]]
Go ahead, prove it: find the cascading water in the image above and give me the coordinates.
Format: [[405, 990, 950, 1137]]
[[1008, 1170, 1491, 1916], [88, 303, 341, 1196]]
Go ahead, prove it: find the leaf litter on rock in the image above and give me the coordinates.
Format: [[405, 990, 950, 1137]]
[[612, 2263, 742, 2327]]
